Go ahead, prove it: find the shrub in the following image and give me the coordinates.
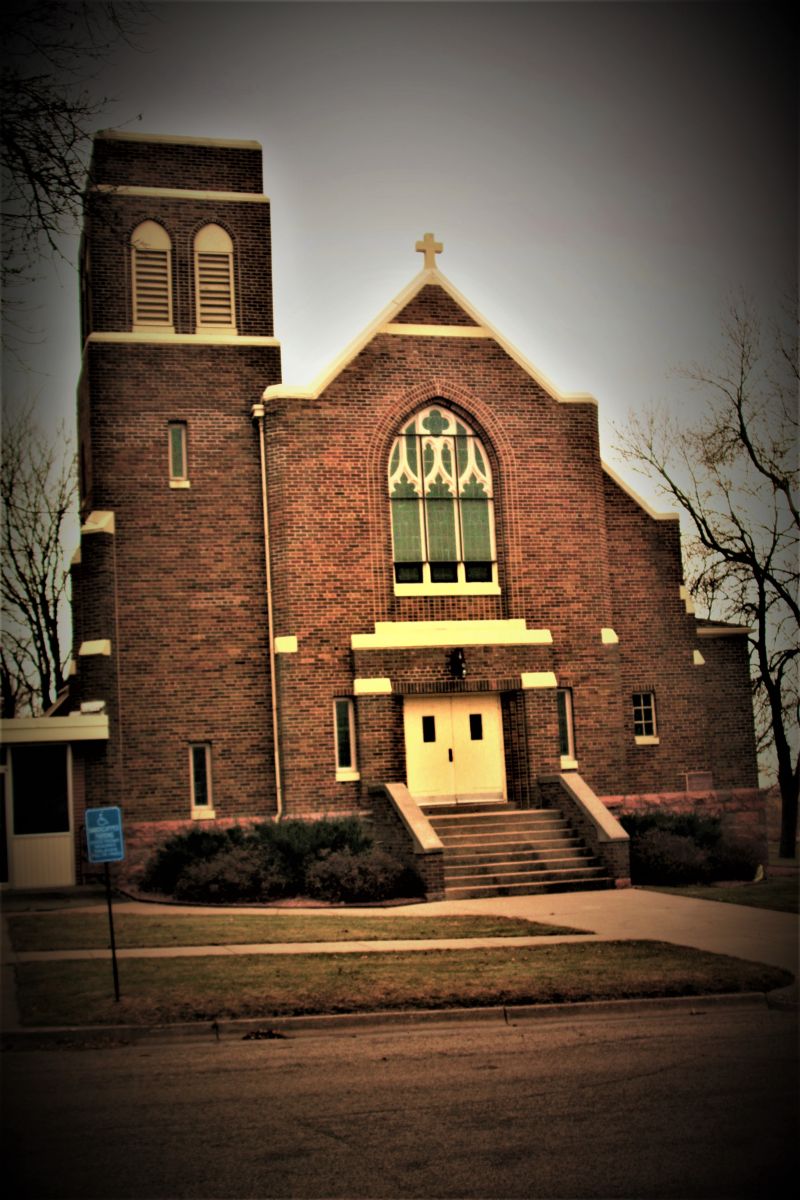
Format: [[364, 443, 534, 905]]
[[173, 843, 290, 903], [251, 817, 373, 894], [621, 811, 722, 849], [304, 847, 424, 903], [622, 810, 763, 885], [139, 816, 410, 903], [140, 825, 247, 895], [631, 829, 711, 886], [708, 837, 762, 882]]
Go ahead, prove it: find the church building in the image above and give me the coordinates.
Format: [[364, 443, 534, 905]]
[[1, 131, 763, 894]]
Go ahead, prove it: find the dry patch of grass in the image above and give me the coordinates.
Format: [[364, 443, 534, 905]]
[[7, 911, 581, 952], [645, 879, 798, 913], [14, 941, 791, 1028]]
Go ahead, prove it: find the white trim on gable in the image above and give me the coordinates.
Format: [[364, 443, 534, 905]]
[[601, 462, 679, 523], [262, 267, 599, 407]]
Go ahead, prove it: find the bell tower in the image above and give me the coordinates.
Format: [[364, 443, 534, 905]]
[[72, 132, 281, 828]]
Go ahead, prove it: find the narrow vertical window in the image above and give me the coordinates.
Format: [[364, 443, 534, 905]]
[[190, 744, 213, 816], [194, 224, 236, 332], [131, 221, 173, 330], [557, 688, 576, 765], [632, 692, 658, 741], [334, 699, 358, 779], [168, 422, 188, 484]]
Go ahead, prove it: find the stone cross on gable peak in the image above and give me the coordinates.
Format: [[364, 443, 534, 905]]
[[416, 232, 443, 269]]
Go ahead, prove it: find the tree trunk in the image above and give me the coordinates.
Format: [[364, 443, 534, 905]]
[[777, 767, 799, 860]]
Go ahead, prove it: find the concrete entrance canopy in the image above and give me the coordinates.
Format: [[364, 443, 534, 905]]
[[351, 620, 553, 650], [0, 714, 110, 745]]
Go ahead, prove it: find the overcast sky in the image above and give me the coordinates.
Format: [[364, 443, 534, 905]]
[[4, 0, 796, 516]]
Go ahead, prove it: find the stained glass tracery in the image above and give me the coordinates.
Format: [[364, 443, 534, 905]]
[[388, 405, 496, 586]]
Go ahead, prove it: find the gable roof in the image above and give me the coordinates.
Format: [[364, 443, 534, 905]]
[[260, 260, 678, 523], [262, 264, 597, 407]]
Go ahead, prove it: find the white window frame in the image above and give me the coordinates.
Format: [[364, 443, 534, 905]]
[[333, 699, 360, 782], [632, 692, 659, 745], [557, 688, 578, 770], [189, 743, 215, 818], [131, 220, 174, 331], [168, 421, 190, 488]]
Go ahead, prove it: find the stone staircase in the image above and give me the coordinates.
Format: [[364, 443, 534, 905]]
[[423, 802, 614, 899]]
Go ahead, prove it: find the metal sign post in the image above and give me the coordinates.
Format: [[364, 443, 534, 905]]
[[85, 807, 125, 1002]]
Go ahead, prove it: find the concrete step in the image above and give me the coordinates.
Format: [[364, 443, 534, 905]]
[[432, 821, 572, 840], [421, 802, 514, 816], [434, 831, 577, 850], [444, 875, 614, 900], [444, 859, 606, 884], [427, 810, 566, 831], [444, 847, 594, 871]]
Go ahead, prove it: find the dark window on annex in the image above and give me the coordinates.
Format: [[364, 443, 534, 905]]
[[12, 745, 69, 835]]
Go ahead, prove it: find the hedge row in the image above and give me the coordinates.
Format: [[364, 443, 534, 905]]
[[620, 812, 761, 885], [139, 818, 423, 903]]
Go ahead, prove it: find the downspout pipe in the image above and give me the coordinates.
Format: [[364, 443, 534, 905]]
[[252, 401, 283, 821]]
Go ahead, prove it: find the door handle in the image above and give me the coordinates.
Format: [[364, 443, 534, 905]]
[[448, 748, 453, 762]]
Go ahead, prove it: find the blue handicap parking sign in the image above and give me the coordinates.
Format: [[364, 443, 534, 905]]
[[85, 807, 125, 863]]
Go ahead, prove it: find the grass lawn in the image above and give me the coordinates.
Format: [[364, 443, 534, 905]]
[[14, 941, 791, 1027], [6, 911, 583, 953], [645, 878, 799, 914]]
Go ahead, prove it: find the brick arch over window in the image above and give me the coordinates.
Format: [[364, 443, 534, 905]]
[[193, 223, 237, 332], [130, 220, 173, 330]]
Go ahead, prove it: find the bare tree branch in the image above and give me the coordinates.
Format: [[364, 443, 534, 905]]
[[1, 406, 77, 713], [1, 1, 150, 292], [614, 297, 799, 859]]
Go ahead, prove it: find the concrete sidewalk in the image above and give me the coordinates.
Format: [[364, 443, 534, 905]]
[[2, 887, 797, 1033]]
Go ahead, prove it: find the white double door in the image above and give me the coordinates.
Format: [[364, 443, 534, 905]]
[[403, 693, 506, 805]]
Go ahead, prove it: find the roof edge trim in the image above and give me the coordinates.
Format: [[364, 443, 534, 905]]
[[95, 130, 262, 150], [602, 462, 679, 522], [263, 267, 599, 406]]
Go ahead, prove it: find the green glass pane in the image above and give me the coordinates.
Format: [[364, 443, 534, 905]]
[[460, 475, 488, 499], [426, 477, 454, 499], [389, 442, 400, 475], [191, 747, 209, 807], [391, 499, 423, 562], [169, 425, 185, 478], [335, 700, 352, 769], [422, 408, 449, 436], [461, 498, 492, 561], [557, 692, 570, 757], [426, 498, 458, 561], [392, 478, 419, 498], [405, 432, 417, 476], [455, 433, 469, 477]]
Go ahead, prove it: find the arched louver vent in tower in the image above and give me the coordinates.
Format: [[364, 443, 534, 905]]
[[131, 221, 173, 329], [194, 224, 236, 332]]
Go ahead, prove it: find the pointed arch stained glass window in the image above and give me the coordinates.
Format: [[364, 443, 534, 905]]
[[388, 405, 497, 590]]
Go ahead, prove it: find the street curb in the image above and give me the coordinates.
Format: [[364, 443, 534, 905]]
[[1, 990, 788, 1049]]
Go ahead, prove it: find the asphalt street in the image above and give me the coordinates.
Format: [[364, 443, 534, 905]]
[[3, 1004, 797, 1199]]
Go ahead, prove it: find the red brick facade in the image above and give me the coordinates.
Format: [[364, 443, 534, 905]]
[[69, 132, 759, 847]]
